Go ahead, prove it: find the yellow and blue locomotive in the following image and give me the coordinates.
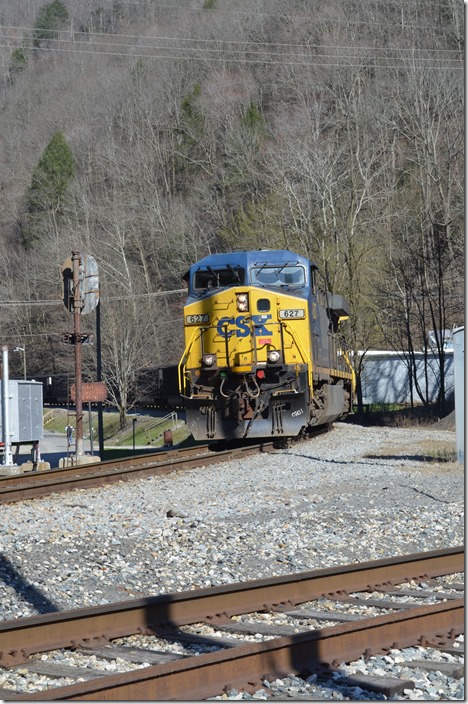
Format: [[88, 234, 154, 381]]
[[178, 250, 354, 441]]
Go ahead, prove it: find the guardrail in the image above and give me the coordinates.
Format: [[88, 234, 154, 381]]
[[145, 412, 179, 444], [43, 410, 56, 424]]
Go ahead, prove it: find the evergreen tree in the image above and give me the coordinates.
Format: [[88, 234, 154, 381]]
[[27, 131, 75, 212], [33, 0, 68, 47], [8, 48, 28, 82], [242, 102, 265, 132], [22, 132, 75, 248]]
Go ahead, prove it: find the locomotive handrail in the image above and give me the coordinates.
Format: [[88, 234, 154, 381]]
[[252, 319, 284, 367], [281, 322, 313, 386], [342, 350, 356, 392], [178, 327, 203, 396]]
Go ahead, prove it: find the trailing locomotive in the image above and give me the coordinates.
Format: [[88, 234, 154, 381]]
[[178, 249, 355, 441], [39, 368, 181, 409]]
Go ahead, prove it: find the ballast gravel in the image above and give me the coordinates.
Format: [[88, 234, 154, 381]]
[[0, 421, 464, 700]]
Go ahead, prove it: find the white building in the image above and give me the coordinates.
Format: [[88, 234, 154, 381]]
[[359, 350, 454, 405]]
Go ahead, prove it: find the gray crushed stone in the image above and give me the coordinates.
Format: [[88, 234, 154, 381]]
[[0, 422, 463, 699]]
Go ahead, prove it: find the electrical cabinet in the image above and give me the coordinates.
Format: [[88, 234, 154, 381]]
[[0, 381, 43, 443]]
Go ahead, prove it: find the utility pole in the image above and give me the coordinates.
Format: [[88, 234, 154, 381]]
[[96, 299, 104, 457], [1, 346, 14, 466], [62, 251, 102, 464], [13, 347, 26, 380], [72, 252, 84, 458]]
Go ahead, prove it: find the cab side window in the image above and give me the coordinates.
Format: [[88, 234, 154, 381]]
[[193, 267, 245, 290]]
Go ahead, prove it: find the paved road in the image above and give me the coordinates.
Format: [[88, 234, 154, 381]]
[[15, 431, 96, 469]]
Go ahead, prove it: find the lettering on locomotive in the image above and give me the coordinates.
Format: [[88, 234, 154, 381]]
[[216, 315, 273, 338]]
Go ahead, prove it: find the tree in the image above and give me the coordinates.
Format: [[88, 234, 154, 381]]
[[377, 60, 463, 408], [0, 0, 462, 402], [8, 48, 28, 83], [22, 131, 75, 248], [33, 0, 68, 47]]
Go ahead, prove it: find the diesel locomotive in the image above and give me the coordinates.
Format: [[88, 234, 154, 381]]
[[178, 250, 355, 442]]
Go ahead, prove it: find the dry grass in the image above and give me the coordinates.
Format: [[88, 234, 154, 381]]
[[364, 438, 459, 471], [349, 402, 455, 429], [413, 439, 458, 463]]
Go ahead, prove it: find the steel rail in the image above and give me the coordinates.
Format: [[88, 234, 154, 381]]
[[0, 425, 330, 505], [0, 546, 462, 667], [0, 441, 276, 504], [0, 446, 201, 485], [3, 600, 464, 701]]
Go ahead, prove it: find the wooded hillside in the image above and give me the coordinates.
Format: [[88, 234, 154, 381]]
[[0, 0, 463, 419]]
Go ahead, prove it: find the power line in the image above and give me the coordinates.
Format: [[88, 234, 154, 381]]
[[0, 41, 461, 71], [0, 299, 62, 307], [113, 289, 187, 300], [0, 33, 460, 66], [0, 288, 187, 308], [1, 25, 461, 55]]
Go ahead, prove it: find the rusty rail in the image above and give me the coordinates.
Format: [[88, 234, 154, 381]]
[[0, 546, 463, 673], [7, 599, 462, 701]]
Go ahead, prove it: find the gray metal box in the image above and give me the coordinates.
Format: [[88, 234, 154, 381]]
[[453, 326, 464, 463], [0, 380, 43, 443]]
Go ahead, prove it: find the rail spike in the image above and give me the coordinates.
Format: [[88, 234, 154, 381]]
[[0, 649, 27, 667]]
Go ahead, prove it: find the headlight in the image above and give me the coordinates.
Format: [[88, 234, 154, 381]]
[[202, 354, 216, 367], [267, 350, 281, 363], [236, 293, 249, 312]]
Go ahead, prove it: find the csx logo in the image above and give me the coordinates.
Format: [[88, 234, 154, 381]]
[[217, 315, 273, 338]]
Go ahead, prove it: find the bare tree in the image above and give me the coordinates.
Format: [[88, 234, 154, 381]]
[[377, 58, 463, 407]]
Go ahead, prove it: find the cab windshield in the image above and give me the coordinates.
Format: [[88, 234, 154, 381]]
[[251, 265, 305, 288], [193, 266, 245, 290]]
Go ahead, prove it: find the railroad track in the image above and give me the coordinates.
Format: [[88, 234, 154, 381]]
[[0, 441, 273, 505], [0, 426, 331, 505], [0, 546, 463, 700]]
